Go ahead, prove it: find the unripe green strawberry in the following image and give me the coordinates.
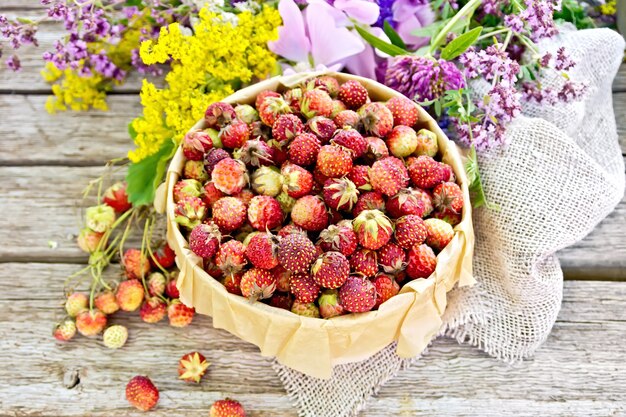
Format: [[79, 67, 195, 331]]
[[276, 191, 297, 214], [414, 129, 438, 157], [183, 160, 209, 182], [103, 325, 128, 349], [53, 319, 76, 341], [291, 301, 320, 318], [387, 125, 418, 158], [65, 292, 88, 317], [318, 289, 345, 318], [174, 196, 207, 230], [235, 104, 259, 123], [85, 204, 116, 233], [251, 166, 283, 197], [173, 179, 203, 203]]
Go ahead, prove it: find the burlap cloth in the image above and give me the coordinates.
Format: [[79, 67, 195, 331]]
[[273, 27, 625, 417]]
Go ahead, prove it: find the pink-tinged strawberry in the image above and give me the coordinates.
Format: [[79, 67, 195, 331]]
[[269, 292, 294, 310], [234, 139, 273, 167], [272, 265, 292, 292], [283, 87, 303, 112], [205, 259, 223, 279], [318, 289, 345, 318], [353, 191, 386, 218], [212, 197, 247, 233], [189, 222, 221, 258], [140, 297, 167, 323], [53, 319, 76, 341], [152, 243, 175, 269], [300, 88, 333, 119], [174, 179, 202, 203], [233, 189, 254, 207], [205, 102, 236, 129], [255, 90, 281, 109], [386, 96, 419, 127], [331, 127, 367, 158], [316, 145, 353, 178], [245, 232, 280, 270], [406, 244, 437, 279], [315, 76, 340, 97], [259, 96, 292, 127], [240, 268, 276, 301], [125, 376, 159, 412], [387, 125, 418, 158], [199, 182, 222, 209], [203, 148, 230, 175], [281, 162, 314, 199], [347, 165, 372, 191], [267, 139, 288, 165], [363, 136, 389, 163], [75, 309, 107, 336], [277, 224, 306, 239], [291, 301, 321, 317], [183, 129, 213, 161], [372, 273, 400, 308], [338, 80, 369, 109], [77, 228, 104, 253], [211, 158, 248, 195], [312, 167, 331, 188], [311, 251, 350, 289], [183, 160, 209, 182], [65, 292, 88, 317], [424, 218, 454, 250], [359, 102, 394, 137], [223, 272, 243, 295], [235, 103, 259, 124], [174, 196, 207, 229], [116, 279, 144, 312], [432, 181, 463, 214], [330, 99, 347, 118], [165, 272, 180, 298], [272, 114, 304, 142], [289, 272, 321, 303], [318, 222, 357, 256], [85, 204, 115, 233], [407, 156, 449, 189], [210, 399, 246, 417], [349, 248, 378, 277], [94, 290, 119, 314], [103, 182, 131, 213], [288, 132, 321, 166], [386, 188, 426, 218], [353, 209, 393, 250], [215, 239, 247, 275], [333, 110, 360, 129], [370, 157, 409, 197], [251, 166, 283, 197], [322, 178, 359, 212], [432, 208, 462, 226], [414, 129, 438, 157], [339, 275, 376, 313], [377, 242, 407, 274], [412, 188, 433, 217], [306, 116, 336, 143], [178, 351, 210, 383], [147, 272, 166, 297], [122, 248, 151, 280], [168, 299, 195, 327], [278, 233, 316, 274], [291, 195, 329, 231], [247, 195, 283, 231], [394, 214, 427, 249]]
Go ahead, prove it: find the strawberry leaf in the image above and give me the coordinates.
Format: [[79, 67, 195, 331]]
[[126, 139, 176, 207]]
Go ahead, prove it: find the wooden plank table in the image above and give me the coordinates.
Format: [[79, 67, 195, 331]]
[[1, 5, 625, 415]]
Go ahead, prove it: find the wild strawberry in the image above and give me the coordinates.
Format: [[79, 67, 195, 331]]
[[315, 75, 340, 97], [75, 309, 107, 336], [291, 301, 320, 318], [240, 268, 276, 301], [278, 233, 316, 274], [338, 80, 369, 109], [339, 275, 376, 313], [269, 292, 294, 310], [103, 324, 128, 349], [330, 99, 347, 117], [168, 299, 195, 327], [205, 102, 236, 129], [85, 204, 115, 233], [276, 191, 297, 214], [272, 114, 304, 142], [179, 352, 210, 383], [318, 289, 344, 318], [394, 214, 427, 249], [406, 244, 437, 279], [103, 182, 131, 213], [414, 129, 438, 157], [318, 222, 357, 256], [65, 292, 88, 317], [289, 273, 321, 303], [349, 248, 378, 278], [249, 166, 282, 197], [189, 223, 221, 258], [284, 87, 303, 112], [386, 188, 426, 218], [210, 399, 246, 417], [359, 102, 394, 137], [53, 319, 76, 342], [291, 195, 329, 231], [387, 125, 418, 158], [139, 297, 167, 323], [174, 196, 207, 229], [77, 228, 104, 253], [372, 273, 400, 308], [353, 209, 393, 250], [174, 179, 202, 203], [377, 242, 407, 274], [204, 148, 230, 175], [301, 88, 333, 118], [215, 239, 247, 275], [281, 162, 314, 198], [165, 272, 180, 298], [126, 376, 159, 411], [306, 116, 336, 143], [152, 243, 176, 269], [256, 90, 281, 109], [407, 156, 449, 189], [212, 197, 247, 233], [352, 191, 386, 218], [288, 132, 321, 166], [267, 139, 288, 165], [347, 165, 371, 191], [183, 129, 213, 161], [116, 280, 144, 312], [432, 182, 463, 214], [363, 136, 389, 163], [245, 232, 280, 270], [370, 157, 409, 197], [146, 273, 166, 298], [424, 218, 454, 250], [323, 178, 359, 212], [259, 96, 292, 126], [432, 209, 462, 226], [235, 103, 259, 123], [413, 188, 434, 217], [316, 145, 353, 178], [277, 224, 306, 238], [331, 127, 367, 158], [333, 110, 360, 129], [311, 251, 350, 289], [234, 189, 255, 208], [211, 158, 248, 195], [183, 160, 209, 182], [247, 195, 283, 231], [386, 96, 419, 127], [122, 248, 151, 279], [223, 272, 243, 295], [94, 290, 119, 314], [234, 140, 273, 168], [271, 265, 291, 293]]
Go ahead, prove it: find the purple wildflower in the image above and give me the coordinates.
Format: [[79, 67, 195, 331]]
[[558, 81, 588, 102], [505, 0, 560, 41], [554, 47, 575, 71], [374, 0, 396, 28], [459, 45, 520, 87], [5, 54, 20, 71]]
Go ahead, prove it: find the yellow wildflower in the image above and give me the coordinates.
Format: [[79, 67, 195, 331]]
[[42, 62, 109, 113], [599, 0, 616, 15]]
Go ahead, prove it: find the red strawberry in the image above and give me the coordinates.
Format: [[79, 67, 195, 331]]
[[432, 208, 462, 226], [339, 275, 376, 313], [414, 128, 439, 157], [212, 197, 247, 233], [412, 188, 434, 217], [318, 222, 357, 256], [165, 273, 180, 298], [385, 188, 426, 218], [272, 264, 292, 292], [370, 157, 409, 197], [277, 224, 306, 238], [291, 301, 321, 317], [331, 127, 367, 158], [289, 272, 321, 303], [255, 90, 281, 109], [394, 214, 427, 249], [347, 165, 372, 191], [234, 139, 273, 167], [363, 136, 389, 163], [432, 182, 464, 214], [353, 209, 393, 250], [94, 290, 119, 314], [245, 232, 280, 270], [288, 132, 321, 166], [116, 279, 144, 312], [305, 116, 336, 143], [205, 102, 236, 129], [183, 129, 213, 161], [316, 145, 353, 178], [233, 189, 254, 207], [259, 96, 292, 127], [372, 273, 400, 308], [269, 292, 294, 310], [211, 158, 248, 195], [75, 309, 107, 336], [407, 156, 449, 189], [322, 178, 359, 212], [272, 114, 304, 142], [219, 120, 249, 149], [291, 195, 329, 231], [247, 195, 283, 230], [204, 148, 230, 175], [223, 272, 243, 295], [240, 268, 276, 301], [386, 96, 419, 127], [424, 218, 454, 250], [338, 80, 369, 109], [201, 182, 224, 208], [281, 162, 314, 198], [315, 76, 340, 97], [352, 191, 386, 218], [178, 351, 210, 383], [330, 99, 347, 117], [215, 239, 247, 275], [53, 319, 76, 342], [278, 233, 317, 274], [210, 399, 245, 417], [175, 196, 208, 230], [103, 182, 131, 212], [168, 299, 195, 327], [318, 289, 345, 318], [173, 179, 202, 203], [377, 242, 407, 274], [311, 251, 350, 289], [189, 222, 221, 258], [349, 248, 378, 277], [122, 248, 151, 280], [387, 125, 418, 158], [140, 297, 167, 323], [359, 102, 394, 137], [333, 110, 360, 129], [152, 243, 175, 269], [406, 244, 437, 279], [300, 88, 333, 118], [126, 376, 159, 411]]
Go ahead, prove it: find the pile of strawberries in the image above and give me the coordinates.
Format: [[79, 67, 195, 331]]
[[174, 75, 464, 318]]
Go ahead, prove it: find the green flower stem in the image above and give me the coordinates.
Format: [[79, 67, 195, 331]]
[[429, 0, 482, 54], [476, 27, 510, 41]]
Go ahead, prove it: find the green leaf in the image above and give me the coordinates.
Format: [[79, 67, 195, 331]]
[[464, 146, 498, 210], [411, 20, 445, 38], [126, 139, 176, 207], [354, 26, 407, 56], [383, 21, 407, 49], [125, 0, 142, 6], [16, 17, 34, 24], [441, 26, 483, 60], [128, 122, 138, 140]]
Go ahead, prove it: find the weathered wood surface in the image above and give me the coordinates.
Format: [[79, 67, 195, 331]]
[[0, 263, 624, 416]]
